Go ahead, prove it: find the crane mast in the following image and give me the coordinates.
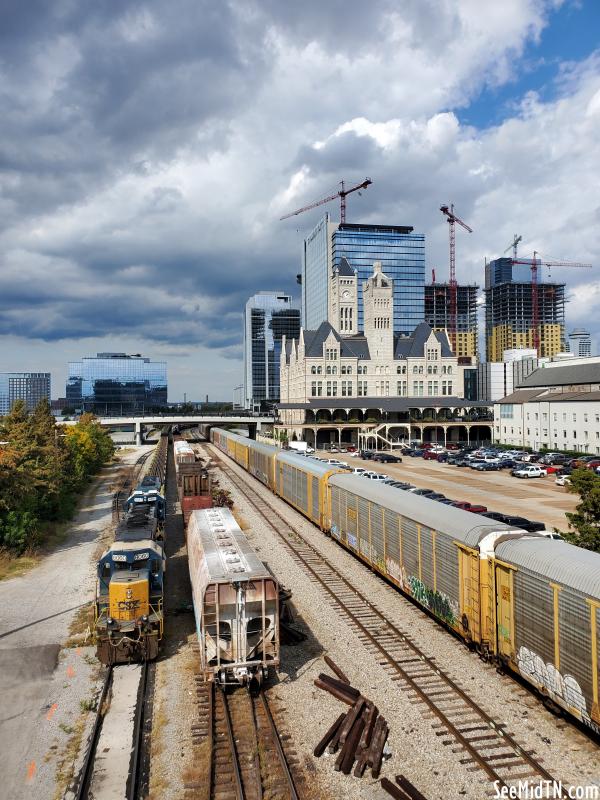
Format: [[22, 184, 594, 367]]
[[440, 204, 472, 354]]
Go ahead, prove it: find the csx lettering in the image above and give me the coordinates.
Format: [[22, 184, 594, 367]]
[[117, 600, 141, 611]]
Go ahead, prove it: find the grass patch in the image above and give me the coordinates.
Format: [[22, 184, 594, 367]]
[[0, 548, 39, 581], [65, 603, 95, 648], [53, 711, 89, 800]]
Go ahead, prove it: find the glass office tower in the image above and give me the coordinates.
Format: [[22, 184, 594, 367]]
[[66, 353, 167, 414], [244, 293, 300, 409], [0, 372, 51, 415], [301, 214, 426, 335]]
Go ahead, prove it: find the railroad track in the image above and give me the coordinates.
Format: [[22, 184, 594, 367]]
[[194, 680, 299, 800], [74, 661, 154, 800], [211, 448, 568, 799]]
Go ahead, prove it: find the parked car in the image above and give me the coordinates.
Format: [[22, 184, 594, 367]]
[[453, 458, 471, 467], [497, 458, 516, 469], [346, 445, 357, 452], [436, 452, 448, 462], [452, 501, 488, 513], [359, 450, 375, 460], [555, 474, 571, 487], [352, 468, 367, 476], [446, 443, 461, 451], [511, 465, 547, 478], [544, 464, 564, 474], [372, 453, 402, 463], [537, 530, 564, 540], [478, 462, 501, 471], [387, 481, 415, 490], [502, 515, 545, 532], [410, 488, 436, 496], [408, 449, 425, 457], [422, 450, 441, 461], [481, 511, 507, 523], [427, 493, 448, 501], [361, 472, 389, 482], [585, 459, 600, 471]]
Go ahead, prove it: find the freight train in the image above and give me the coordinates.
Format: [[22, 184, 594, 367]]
[[187, 506, 280, 686], [95, 436, 169, 664], [211, 427, 600, 735]]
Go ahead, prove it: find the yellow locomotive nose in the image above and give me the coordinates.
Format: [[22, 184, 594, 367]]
[[109, 571, 149, 621]]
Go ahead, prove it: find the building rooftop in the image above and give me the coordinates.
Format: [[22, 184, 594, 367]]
[[518, 362, 600, 388], [334, 257, 355, 277], [278, 396, 490, 411]]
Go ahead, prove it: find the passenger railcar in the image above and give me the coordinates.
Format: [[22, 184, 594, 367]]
[[187, 507, 280, 686], [211, 428, 600, 734]]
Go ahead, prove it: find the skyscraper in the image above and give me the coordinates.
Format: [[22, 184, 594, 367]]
[[301, 214, 426, 335], [569, 328, 592, 357], [66, 353, 167, 414], [0, 372, 51, 415], [244, 292, 300, 409], [485, 257, 565, 361], [424, 282, 479, 358]]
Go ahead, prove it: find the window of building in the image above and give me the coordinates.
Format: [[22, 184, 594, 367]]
[[500, 405, 513, 418], [412, 366, 418, 374], [573, 413, 577, 422], [326, 365, 332, 375], [563, 430, 567, 438], [584, 413, 588, 423], [553, 413, 557, 422], [419, 366, 424, 374], [427, 365, 433, 375], [447, 366, 452, 375], [573, 430, 577, 438]]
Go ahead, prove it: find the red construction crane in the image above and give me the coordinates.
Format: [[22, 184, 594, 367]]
[[511, 251, 592, 354], [440, 204, 472, 353], [280, 177, 372, 224]]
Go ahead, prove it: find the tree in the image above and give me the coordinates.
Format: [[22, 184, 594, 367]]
[[562, 468, 600, 552]]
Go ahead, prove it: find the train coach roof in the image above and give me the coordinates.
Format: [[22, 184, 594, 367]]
[[249, 440, 279, 458], [494, 537, 600, 599], [276, 450, 350, 478], [187, 507, 273, 583], [328, 474, 517, 547], [213, 428, 247, 443]]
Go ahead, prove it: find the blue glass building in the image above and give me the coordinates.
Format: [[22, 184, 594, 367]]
[[244, 293, 300, 409], [301, 214, 425, 335], [66, 353, 167, 414]]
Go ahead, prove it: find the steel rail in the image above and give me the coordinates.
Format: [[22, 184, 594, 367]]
[[255, 690, 299, 800], [212, 447, 568, 798], [74, 666, 114, 800], [216, 686, 245, 800]]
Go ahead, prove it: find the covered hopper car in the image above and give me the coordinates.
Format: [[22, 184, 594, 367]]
[[187, 506, 279, 686], [211, 427, 600, 735]]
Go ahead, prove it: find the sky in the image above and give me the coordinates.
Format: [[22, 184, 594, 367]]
[[0, 0, 598, 401]]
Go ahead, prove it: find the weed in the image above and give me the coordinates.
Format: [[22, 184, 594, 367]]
[[80, 698, 95, 713]]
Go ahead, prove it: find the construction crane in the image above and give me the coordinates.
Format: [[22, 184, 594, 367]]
[[504, 234, 522, 259], [511, 251, 592, 354], [280, 177, 372, 224], [440, 204, 472, 353]]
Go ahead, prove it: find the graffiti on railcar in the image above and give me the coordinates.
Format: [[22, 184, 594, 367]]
[[517, 646, 600, 733], [407, 575, 458, 627]]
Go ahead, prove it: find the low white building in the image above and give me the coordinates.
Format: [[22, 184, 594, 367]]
[[494, 361, 600, 453], [477, 348, 538, 401]]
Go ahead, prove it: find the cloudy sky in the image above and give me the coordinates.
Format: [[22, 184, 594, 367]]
[[1, 0, 598, 401]]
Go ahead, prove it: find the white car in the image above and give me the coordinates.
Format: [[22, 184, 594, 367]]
[[512, 465, 547, 479], [352, 467, 367, 476], [555, 474, 571, 486], [361, 471, 389, 481]]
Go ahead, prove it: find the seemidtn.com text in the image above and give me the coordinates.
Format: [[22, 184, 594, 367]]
[[494, 782, 599, 799]]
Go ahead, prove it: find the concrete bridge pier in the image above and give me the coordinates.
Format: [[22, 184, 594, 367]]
[[135, 421, 142, 446]]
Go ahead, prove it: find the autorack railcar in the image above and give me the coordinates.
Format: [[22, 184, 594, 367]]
[[187, 507, 279, 686], [211, 428, 600, 734]]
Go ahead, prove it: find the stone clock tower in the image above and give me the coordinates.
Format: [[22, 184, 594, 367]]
[[329, 257, 358, 335]]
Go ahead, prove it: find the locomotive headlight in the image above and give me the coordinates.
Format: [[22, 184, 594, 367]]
[[107, 617, 114, 626], [142, 615, 148, 623]]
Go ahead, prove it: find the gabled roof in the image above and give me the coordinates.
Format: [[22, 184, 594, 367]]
[[335, 257, 355, 277], [303, 321, 370, 359], [394, 322, 453, 359]]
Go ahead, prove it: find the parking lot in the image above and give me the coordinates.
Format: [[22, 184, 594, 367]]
[[321, 449, 579, 531]]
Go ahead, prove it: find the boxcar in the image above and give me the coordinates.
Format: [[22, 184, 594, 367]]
[[493, 537, 600, 733], [247, 439, 278, 491], [275, 451, 348, 529], [327, 473, 525, 645], [187, 507, 280, 686]]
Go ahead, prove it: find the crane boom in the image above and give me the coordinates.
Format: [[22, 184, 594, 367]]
[[280, 177, 372, 223], [504, 234, 522, 259]]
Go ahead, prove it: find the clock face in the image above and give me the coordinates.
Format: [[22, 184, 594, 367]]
[[342, 290, 350, 299]]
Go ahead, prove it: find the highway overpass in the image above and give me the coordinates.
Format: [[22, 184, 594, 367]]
[[61, 415, 274, 445]]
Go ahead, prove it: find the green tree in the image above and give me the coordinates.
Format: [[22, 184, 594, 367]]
[[562, 468, 600, 552]]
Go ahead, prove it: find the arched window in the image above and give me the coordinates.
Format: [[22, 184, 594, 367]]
[[363, 366, 367, 375], [419, 366, 424, 374], [332, 366, 337, 375], [427, 365, 433, 374], [347, 366, 352, 375], [447, 366, 452, 375], [397, 365, 402, 374], [317, 366, 322, 374], [326, 365, 332, 375], [433, 366, 438, 375], [311, 366, 316, 374], [413, 366, 418, 374]]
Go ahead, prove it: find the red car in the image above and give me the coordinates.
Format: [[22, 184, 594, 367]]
[[452, 501, 488, 513], [422, 450, 442, 460], [544, 464, 564, 474]]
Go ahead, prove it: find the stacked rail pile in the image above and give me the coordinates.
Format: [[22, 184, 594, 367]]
[[313, 658, 389, 780], [146, 432, 168, 483]]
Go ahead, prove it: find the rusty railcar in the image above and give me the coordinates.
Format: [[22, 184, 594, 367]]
[[187, 507, 279, 686]]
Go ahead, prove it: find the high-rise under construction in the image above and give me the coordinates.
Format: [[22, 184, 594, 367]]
[[424, 282, 479, 358], [485, 257, 565, 362]]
